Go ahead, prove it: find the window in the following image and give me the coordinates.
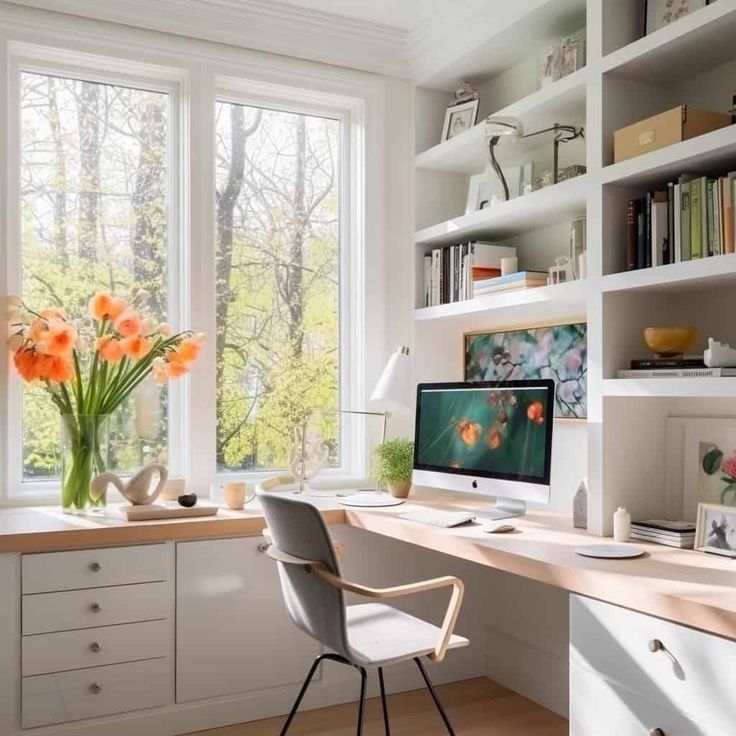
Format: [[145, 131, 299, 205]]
[[215, 101, 341, 472], [18, 70, 173, 481]]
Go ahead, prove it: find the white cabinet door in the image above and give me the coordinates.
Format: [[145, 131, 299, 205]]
[[176, 536, 320, 703]]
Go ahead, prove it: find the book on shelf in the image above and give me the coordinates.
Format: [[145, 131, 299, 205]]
[[630, 356, 704, 369], [423, 242, 516, 307], [625, 169, 736, 271], [616, 367, 736, 379], [473, 271, 548, 296]]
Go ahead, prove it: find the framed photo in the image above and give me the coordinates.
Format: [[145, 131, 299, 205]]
[[464, 322, 587, 419], [695, 503, 736, 557], [645, 0, 707, 35], [441, 99, 479, 142], [465, 170, 523, 213]]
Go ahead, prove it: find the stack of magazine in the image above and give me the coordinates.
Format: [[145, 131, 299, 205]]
[[630, 520, 696, 549], [617, 356, 736, 379]]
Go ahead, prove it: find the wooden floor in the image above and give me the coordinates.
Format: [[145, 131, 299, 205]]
[[188, 677, 568, 735]]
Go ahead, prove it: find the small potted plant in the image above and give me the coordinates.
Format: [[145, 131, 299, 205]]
[[374, 438, 414, 498]]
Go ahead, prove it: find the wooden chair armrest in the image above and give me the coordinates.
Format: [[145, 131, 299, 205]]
[[259, 474, 296, 492], [312, 566, 464, 663], [263, 541, 463, 661], [262, 530, 345, 563]]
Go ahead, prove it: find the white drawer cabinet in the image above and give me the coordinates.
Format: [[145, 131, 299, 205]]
[[23, 581, 168, 634], [22, 620, 169, 676], [22, 657, 170, 729], [570, 595, 736, 731], [22, 544, 167, 593], [176, 536, 320, 703], [570, 663, 726, 736], [20, 545, 173, 729]]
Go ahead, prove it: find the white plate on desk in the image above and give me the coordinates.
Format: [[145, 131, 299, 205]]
[[575, 544, 646, 559], [338, 492, 405, 508]]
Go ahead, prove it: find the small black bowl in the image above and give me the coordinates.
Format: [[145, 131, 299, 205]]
[[178, 493, 198, 508]]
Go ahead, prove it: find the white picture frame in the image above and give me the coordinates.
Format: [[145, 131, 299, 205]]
[[645, 0, 707, 35], [666, 417, 736, 521], [466, 169, 524, 214], [441, 99, 479, 142], [695, 503, 736, 557]]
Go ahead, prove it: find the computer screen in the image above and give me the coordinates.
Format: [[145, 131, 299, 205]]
[[413, 379, 554, 486]]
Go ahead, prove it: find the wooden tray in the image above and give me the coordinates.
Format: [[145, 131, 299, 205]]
[[117, 503, 219, 521]]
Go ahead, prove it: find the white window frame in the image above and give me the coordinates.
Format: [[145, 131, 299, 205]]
[[4, 43, 189, 501], [0, 7, 387, 504], [211, 78, 369, 484]]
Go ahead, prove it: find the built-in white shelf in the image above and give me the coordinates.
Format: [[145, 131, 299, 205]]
[[602, 2, 736, 83], [602, 253, 736, 293], [603, 377, 736, 398], [602, 125, 736, 188], [415, 68, 589, 176], [414, 175, 587, 247], [414, 279, 587, 324]]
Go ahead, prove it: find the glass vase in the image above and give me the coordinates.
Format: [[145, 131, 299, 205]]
[[60, 414, 110, 514]]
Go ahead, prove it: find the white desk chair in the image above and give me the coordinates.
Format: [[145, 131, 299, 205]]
[[259, 492, 468, 735]]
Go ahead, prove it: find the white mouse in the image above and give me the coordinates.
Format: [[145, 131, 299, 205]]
[[486, 524, 516, 534]]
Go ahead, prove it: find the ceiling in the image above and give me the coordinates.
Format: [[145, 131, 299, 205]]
[[275, 0, 478, 31]]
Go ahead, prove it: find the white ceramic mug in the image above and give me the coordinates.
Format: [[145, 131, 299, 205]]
[[223, 482, 249, 510]]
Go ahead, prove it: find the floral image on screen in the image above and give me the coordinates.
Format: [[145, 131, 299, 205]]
[[464, 323, 587, 419], [415, 387, 550, 481]]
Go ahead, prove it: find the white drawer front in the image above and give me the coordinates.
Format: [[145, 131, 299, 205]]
[[570, 595, 736, 730], [22, 619, 169, 676], [22, 657, 170, 728], [570, 664, 726, 736], [22, 544, 167, 593], [23, 582, 167, 635]]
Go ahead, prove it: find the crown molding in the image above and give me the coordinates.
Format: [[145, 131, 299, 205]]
[[3, 0, 410, 78]]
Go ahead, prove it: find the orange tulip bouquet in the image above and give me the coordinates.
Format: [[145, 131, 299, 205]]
[[6, 291, 203, 512]]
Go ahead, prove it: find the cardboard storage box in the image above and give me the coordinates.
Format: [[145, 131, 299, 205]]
[[614, 106, 732, 163]]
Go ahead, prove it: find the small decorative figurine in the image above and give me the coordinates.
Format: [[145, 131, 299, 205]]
[[91, 463, 168, 506], [573, 478, 588, 529], [704, 338, 736, 368]]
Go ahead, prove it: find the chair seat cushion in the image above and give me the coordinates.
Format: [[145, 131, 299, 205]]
[[345, 603, 468, 667]]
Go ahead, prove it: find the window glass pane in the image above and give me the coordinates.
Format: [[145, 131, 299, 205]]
[[215, 102, 340, 472], [19, 72, 170, 480]]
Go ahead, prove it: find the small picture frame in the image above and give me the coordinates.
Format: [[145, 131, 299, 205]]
[[695, 503, 736, 557], [441, 99, 479, 142], [465, 174, 495, 214], [645, 0, 707, 35]]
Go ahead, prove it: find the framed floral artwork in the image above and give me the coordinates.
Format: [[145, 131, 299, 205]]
[[463, 322, 587, 419]]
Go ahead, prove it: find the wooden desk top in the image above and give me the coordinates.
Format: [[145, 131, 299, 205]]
[[1, 493, 734, 639]]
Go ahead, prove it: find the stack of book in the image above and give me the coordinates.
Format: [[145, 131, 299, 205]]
[[473, 271, 548, 297], [626, 171, 736, 271], [617, 356, 736, 378], [630, 520, 696, 549], [423, 242, 516, 307]]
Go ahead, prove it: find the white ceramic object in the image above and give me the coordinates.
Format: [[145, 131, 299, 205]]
[[575, 544, 645, 559], [613, 507, 631, 542], [338, 492, 405, 507], [91, 464, 168, 506]]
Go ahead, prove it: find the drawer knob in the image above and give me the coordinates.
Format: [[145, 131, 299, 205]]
[[90, 641, 102, 653], [648, 639, 664, 653], [90, 562, 102, 572], [89, 602, 102, 613], [90, 682, 103, 695], [649, 729, 665, 736]]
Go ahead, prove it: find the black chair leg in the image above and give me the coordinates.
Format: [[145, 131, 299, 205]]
[[356, 665, 367, 736], [378, 667, 391, 735], [279, 654, 326, 736], [414, 657, 456, 736]]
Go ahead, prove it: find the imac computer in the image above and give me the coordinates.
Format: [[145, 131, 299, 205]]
[[412, 379, 555, 520]]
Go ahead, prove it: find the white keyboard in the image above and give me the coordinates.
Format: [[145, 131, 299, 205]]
[[399, 508, 476, 528]]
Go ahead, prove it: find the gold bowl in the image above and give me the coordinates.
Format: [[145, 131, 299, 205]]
[[643, 327, 697, 358]]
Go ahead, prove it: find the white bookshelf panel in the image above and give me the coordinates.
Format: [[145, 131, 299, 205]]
[[414, 175, 588, 247], [414, 280, 588, 325], [602, 1, 736, 82], [602, 377, 736, 397], [415, 68, 589, 176]]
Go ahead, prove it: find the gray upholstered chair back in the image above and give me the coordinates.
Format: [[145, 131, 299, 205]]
[[259, 493, 349, 659]]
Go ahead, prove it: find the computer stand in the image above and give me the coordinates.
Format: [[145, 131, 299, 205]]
[[476, 498, 527, 521]]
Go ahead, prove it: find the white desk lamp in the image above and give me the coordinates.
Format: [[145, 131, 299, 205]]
[[369, 345, 412, 440], [485, 115, 584, 200]]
